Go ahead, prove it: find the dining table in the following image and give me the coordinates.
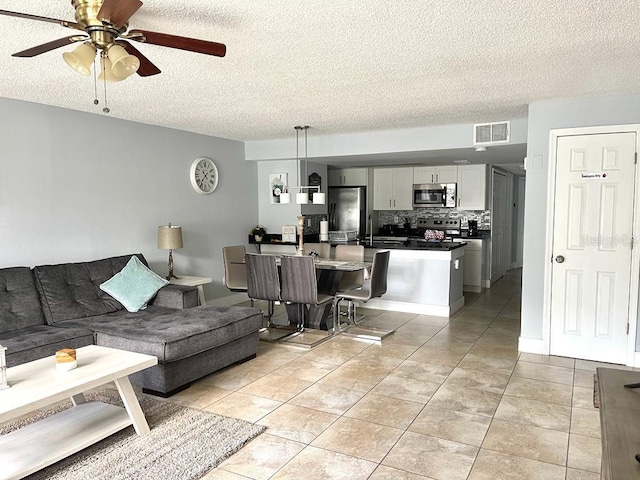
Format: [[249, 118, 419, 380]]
[[234, 256, 371, 331]]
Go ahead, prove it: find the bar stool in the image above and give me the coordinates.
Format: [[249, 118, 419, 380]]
[[333, 250, 393, 341], [222, 245, 252, 306], [280, 255, 334, 340], [303, 243, 330, 259], [335, 244, 365, 323]]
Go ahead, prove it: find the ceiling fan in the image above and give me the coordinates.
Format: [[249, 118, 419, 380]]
[[0, 0, 226, 80]]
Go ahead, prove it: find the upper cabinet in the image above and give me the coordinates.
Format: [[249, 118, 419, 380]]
[[413, 165, 458, 184], [373, 168, 414, 210], [328, 168, 368, 186], [457, 164, 488, 210]]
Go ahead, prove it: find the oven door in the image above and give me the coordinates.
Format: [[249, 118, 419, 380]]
[[413, 184, 446, 208]]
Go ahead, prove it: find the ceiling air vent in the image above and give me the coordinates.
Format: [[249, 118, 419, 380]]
[[473, 121, 510, 146]]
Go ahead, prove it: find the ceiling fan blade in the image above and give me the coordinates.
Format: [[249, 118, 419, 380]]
[[12, 36, 87, 58], [129, 30, 226, 57], [116, 40, 161, 77], [0, 9, 80, 30], [97, 0, 143, 28]]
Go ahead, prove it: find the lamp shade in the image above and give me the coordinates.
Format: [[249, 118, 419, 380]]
[[158, 225, 183, 250], [98, 56, 124, 82], [296, 192, 309, 204], [108, 44, 140, 79], [279, 192, 291, 204], [62, 43, 96, 76], [312, 192, 326, 204]]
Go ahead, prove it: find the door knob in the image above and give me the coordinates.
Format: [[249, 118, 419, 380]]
[[555, 255, 565, 263]]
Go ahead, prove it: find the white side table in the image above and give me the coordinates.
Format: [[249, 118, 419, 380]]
[[169, 276, 212, 306]]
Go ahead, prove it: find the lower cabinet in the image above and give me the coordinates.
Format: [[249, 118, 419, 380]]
[[458, 239, 485, 292]]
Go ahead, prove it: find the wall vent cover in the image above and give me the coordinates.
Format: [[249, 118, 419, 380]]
[[473, 121, 510, 145]]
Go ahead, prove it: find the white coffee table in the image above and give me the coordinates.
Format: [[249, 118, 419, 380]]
[[0, 345, 157, 480]]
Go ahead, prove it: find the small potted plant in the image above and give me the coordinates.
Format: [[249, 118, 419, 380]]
[[250, 225, 266, 242]]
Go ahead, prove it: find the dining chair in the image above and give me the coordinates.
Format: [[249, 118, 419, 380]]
[[303, 242, 330, 259], [280, 255, 334, 338], [333, 250, 392, 340], [245, 253, 298, 341], [222, 246, 252, 306]]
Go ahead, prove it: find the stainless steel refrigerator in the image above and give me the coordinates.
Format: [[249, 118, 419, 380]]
[[328, 186, 367, 240]]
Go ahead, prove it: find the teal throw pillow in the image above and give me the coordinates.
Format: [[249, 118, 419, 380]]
[[100, 256, 169, 312]]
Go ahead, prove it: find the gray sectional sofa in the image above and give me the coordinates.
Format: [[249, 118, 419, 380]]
[[0, 254, 262, 397]]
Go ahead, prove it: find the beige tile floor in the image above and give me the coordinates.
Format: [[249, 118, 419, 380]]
[[173, 269, 610, 479]]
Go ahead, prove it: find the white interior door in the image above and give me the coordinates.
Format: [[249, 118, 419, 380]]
[[550, 132, 637, 363], [491, 170, 507, 282]]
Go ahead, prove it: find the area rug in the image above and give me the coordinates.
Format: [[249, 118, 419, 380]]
[[0, 389, 266, 480]]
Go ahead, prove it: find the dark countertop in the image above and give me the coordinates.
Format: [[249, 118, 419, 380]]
[[366, 240, 466, 251]]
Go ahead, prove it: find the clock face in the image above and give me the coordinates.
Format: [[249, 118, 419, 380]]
[[190, 157, 218, 195]]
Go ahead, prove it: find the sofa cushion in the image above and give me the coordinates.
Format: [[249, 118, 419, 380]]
[[0, 267, 46, 333], [0, 325, 95, 367], [55, 305, 263, 363], [33, 254, 148, 325], [100, 256, 168, 312]]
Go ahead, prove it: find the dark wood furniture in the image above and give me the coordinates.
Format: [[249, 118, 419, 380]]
[[596, 367, 640, 479]]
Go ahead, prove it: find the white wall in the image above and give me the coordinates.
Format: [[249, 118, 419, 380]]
[[521, 93, 640, 342], [256, 159, 327, 234], [0, 98, 258, 301], [245, 119, 529, 161]]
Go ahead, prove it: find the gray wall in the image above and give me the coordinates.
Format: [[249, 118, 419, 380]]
[[521, 93, 640, 342], [0, 98, 257, 301]]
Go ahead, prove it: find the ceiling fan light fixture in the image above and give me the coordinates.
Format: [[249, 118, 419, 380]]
[[107, 44, 140, 79], [98, 56, 124, 82], [62, 42, 96, 76]]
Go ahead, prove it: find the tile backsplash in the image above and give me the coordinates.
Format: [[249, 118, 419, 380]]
[[377, 209, 491, 229]]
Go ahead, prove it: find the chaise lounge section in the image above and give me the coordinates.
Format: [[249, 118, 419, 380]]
[[1, 254, 262, 397]]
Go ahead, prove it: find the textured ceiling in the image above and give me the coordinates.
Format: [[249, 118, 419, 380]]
[[1, 1, 639, 142]]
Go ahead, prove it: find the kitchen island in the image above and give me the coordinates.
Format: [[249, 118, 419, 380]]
[[364, 241, 465, 316]]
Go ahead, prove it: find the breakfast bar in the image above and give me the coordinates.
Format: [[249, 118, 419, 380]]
[[364, 242, 465, 316]]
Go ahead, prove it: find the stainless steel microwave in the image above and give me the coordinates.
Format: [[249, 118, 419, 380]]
[[412, 183, 457, 208]]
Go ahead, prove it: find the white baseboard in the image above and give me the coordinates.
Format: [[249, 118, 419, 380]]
[[510, 262, 522, 269], [365, 296, 465, 317], [518, 337, 547, 354], [634, 352, 640, 368], [463, 285, 482, 293], [205, 293, 249, 307]]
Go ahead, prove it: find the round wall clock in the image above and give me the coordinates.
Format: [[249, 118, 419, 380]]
[[190, 157, 218, 195]]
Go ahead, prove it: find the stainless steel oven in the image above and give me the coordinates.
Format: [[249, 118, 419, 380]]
[[412, 183, 456, 208]]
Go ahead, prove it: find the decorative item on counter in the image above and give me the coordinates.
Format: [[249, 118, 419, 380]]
[[424, 229, 445, 242], [282, 225, 297, 242], [55, 348, 77, 372], [320, 218, 329, 242], [250, 225, 266, 242], [296, 215, 305, 255], [0, 344, 9, 390]]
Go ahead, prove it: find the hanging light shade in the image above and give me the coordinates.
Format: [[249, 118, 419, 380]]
[[62, 43, 97, 76], [107, 44, 140, 79], [312, 192, 326, 204], [98, 56, 124, 82], [296, 192, 309, 204], [280, 192, 291, 204]]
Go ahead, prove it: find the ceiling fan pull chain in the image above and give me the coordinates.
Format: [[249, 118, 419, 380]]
[[101, 54, 110, 114], [92, 57, 99, 106]]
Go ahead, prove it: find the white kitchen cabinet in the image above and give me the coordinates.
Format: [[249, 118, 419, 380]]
[[457, 164, 488, 210], [414, 166, 458, 184], [328, 168, 368, 186], [373, 168, 413, 210], [462, 239, 484, 292]]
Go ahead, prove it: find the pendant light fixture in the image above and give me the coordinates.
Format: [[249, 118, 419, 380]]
[[279, 126, 325, 205]]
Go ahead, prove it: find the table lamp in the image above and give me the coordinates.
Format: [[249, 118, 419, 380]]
[[158, 223, 183, 280]]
